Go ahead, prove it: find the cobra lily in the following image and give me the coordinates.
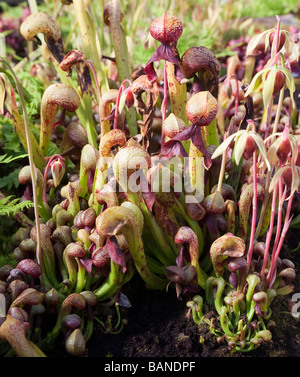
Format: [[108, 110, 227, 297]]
[[43, 154, 66, 203], [0, 315, 46, 357], [144, 11, 184, 84], [162, 91, 218, 169], [20, 12, 65, 63], [96, 204, 167, 290], [209, 233, 246, 277], [181, 46, 220, 98]]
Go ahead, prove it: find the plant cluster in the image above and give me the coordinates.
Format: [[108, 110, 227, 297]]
[[0, 0, 300, 356]]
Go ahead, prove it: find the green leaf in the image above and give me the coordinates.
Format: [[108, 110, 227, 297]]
[[279, 66, 296, 107], [245, 67, 269, 97], [0, 74, 5, 114], [251, 132, 271, 171], [118, 90, 127, 114], [0, 293, 5, 318], [246, 29, 270, 56], [235, 131, 248, 165], [0, 153, 28, 164], [211, 131, 243, 160], [269, 166, 290, 192], [0, 195, 34, 216], [0, 168, 21, 190], [0, 72, 13, 114], [262, 67, 276, 109]]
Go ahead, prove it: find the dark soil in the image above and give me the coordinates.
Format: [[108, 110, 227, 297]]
[[87, 231, 300, 358]]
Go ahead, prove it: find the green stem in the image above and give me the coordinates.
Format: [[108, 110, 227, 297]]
[[75, 259, 86, 293], [81, 94, 98, 148], [244, 56, 256, 86], [97, 206, 168, 290], [42, 254, 61, 291], [255, 89, 284, 239], [205, 276, 226, 315], [119, 221, 167, 290], [73, 0, 108, 95], [83, 318, 94, 342], [220, 306, 236, 338], [233, 300, 241, 326], [235, 342, 256, 352], [144, 254, 166, 275], [54, 61, 98, 148], [187, 301, 203, 325], [173, 193, 204, 256], [166, 61, 189, 153], [93, 260, 123, 301], [0, 59, 43, 278], [106, 0, 137, 136], [246, 274, 261, 322], [206, 117, 220, 147], [188, 144, 205, 202], [166, 61, 187, 122], [127, 191, 177, 265], [228, 140, 243, 195], [11, 110, 46, 170]]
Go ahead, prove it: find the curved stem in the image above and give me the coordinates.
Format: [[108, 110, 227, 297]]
[[82, 94, 98, 148], [266, 190, 294, 288], [273, 88, 285, 137], [113, 79, 132, 130], [247, 147, 257, 267], [260, 182, 278, 279], [261, 97, 273, 142], [73, 0, 108, 94], [217, 148, 227, 193], [75, 259, 86, 293], [238, 183, 263, 240], [245, 274, 260, 321], [0, 59, 42, 278], [161, 60, 168, 145], [105, 0, 137, 136], [11, 110, 46, 170], [43, 154, 65, 203], [255, 95, 277, 238], [93, 260, 123, 300], [272, 15, 281, 57], [88, 58, 102, 100], [220, 306, 236, 338], [39, 84, 80, 155], [266, 178, 284, 286], [165, 60, 189, 153], [172, 194, 204, 257], [96, 206, 167, 290], [175, 227, 207, 289], [127, 191, 177, 265]]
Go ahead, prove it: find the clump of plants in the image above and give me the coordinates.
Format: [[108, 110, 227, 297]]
[[0, 0, 299, 356]]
